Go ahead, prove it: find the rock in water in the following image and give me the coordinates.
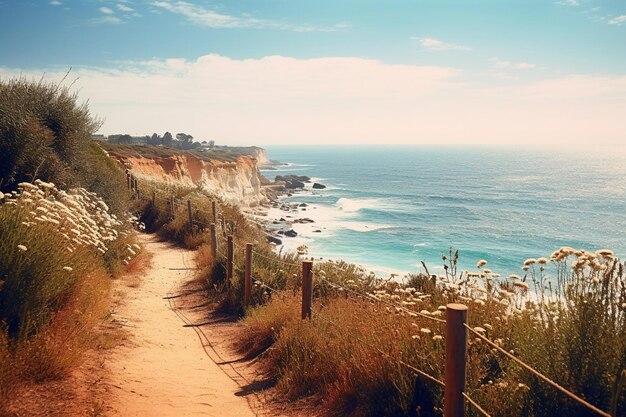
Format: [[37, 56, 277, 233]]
[[275, 175, 310, 190], [284, 229, 298, 237], [267, 235, 283, 245], [312, 183, 326, 189]]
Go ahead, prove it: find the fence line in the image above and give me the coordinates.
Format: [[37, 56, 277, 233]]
[[462, 393, 492, 417], [129, 174, 617, 417], [464, 324, 612, 417], [319, 277, 446, 325], [251, 275, 281, 295], [310, 307, 446, 387], [252, 249, 300, 268]]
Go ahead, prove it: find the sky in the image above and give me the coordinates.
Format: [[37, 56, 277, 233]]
[[0, 0, 625, 146]]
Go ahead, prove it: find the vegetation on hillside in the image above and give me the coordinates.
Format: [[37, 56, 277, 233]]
[[0, 77, 128, 215], [138, 182, 626, 417], [102, 142, 243, 163], [0, 77, 136, 411]]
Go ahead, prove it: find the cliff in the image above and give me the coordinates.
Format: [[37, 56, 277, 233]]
[[212, 146, 271, 167], [103, 144, 271, 206]]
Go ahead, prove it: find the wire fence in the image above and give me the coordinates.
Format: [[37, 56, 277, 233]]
[[130, 174, 618, 417]]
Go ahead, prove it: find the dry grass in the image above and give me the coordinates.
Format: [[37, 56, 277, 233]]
[[0, 181, 138, 412], [120, 249, 153, 288], [137, 178, 626, 417]]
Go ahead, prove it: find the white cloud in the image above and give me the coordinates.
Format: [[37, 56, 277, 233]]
[[1, 55, 624, 146], [49, 1, 62, 6], [493, 60, 536, 70], [92, 15, 123, 25], [99, 6, 114, 15], [556, 0, 578, 6], [117, 4, 134, 12], [608, 15, 626, 25], [415, 37, 471, 51], [151, 1, 347, 32]]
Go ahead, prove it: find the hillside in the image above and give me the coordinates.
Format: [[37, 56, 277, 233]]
[[103, 143, 274, 207]]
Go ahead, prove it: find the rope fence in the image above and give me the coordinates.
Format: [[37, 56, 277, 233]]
[[129, 173, 618, 417], [319, 276, 446, 325], [464, 324, 612, 417]]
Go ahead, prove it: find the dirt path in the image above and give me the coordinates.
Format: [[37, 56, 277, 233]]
[[105, 234, 258, 417]]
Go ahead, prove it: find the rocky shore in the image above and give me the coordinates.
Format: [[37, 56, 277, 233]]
[[250, 174, 328, 256]]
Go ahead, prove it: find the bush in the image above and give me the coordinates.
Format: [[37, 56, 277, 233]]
[[136, 174, 626, 416], [0, 180, 139, 409], [0, 77, 129, 215]]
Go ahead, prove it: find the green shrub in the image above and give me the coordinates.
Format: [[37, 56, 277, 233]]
[[0, 77, 128, 215]]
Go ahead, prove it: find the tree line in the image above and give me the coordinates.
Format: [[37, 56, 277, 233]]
[[107, 131, 215, 150]]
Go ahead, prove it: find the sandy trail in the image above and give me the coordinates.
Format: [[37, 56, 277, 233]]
[[106, 234, 257, 417]]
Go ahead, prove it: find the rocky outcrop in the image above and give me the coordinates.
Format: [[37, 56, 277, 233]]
[[312, 183, 326, 189], [275, 175, 310, 190], [110, 151, 269, 207]]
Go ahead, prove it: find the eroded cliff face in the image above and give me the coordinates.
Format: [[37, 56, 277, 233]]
[[252, 148, 271, 167], [118, 153, 268, 206]]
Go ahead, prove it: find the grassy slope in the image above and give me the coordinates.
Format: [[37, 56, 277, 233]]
[[101, 143, 261, 163], [135, 179, 626, 417]]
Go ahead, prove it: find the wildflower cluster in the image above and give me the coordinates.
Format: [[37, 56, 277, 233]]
[[2, 180, 136, 257]]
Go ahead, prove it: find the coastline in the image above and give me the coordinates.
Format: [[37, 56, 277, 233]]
[[251, 172, 411, 278]]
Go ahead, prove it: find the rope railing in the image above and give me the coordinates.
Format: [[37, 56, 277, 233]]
[[129, 178, 616, 417], [251, 275, 281, 295], [463, 392, 492, 417], [319, 277, 446, 325], [252, 249, 300, 268], [310, 307, 445, 387], [464, 324, 611, 417]]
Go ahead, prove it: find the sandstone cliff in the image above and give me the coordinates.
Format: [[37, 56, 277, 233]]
[[105, 145, 270, 206]]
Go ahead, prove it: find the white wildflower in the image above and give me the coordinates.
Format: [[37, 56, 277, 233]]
[[513, 282, 529, 290], [523, 258, 537, 267], [17, 244, 27, 252]]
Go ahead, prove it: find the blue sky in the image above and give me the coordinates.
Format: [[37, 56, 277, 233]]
[[1, 0, 625, 74], [0, 1, 624, 145]]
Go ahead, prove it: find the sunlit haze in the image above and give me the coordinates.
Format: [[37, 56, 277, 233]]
[[1, 1, 624, 145]]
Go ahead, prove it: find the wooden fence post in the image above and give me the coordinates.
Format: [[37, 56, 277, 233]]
[[187, 200, 193, 230], [244, 243, 253, 306], [301, 261, 313, 320], [226, 235, 234, 285], [444, 303, 469, 417], [210, 223, 217, 259], [212, 200, 217, 223], [133, 177, 139, 198]]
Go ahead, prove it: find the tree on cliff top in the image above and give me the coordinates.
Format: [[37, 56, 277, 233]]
[[162, 131, 173, 147], [0, 76, 128, 214]]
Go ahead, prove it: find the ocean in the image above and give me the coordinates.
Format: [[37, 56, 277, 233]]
[[260, 145, 626, 278]]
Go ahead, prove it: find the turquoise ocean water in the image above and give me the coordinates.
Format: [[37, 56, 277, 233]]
[[261, 146, 626, 277]]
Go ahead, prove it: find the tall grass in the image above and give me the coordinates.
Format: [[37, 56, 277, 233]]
[[136, 178, 626, 416], [0, 180, 138, 408], [0, 77, 129, 215]]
